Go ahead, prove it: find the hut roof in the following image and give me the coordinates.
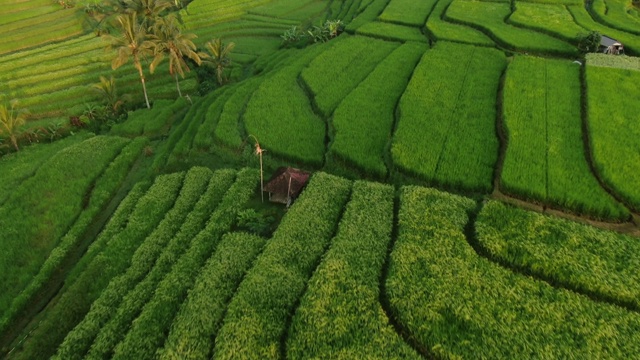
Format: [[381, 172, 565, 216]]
[[601, 35, 622, 47], [263, 167, 310, 199]]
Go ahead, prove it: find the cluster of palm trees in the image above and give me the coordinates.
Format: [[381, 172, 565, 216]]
[[96, 0, 235, 109], [0, 100, 27, 152]]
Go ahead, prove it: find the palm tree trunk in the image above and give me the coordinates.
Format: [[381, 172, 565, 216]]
[[174, 73, 182, 97], [135, 58, 151, 109], [10, 134, 19, 151]]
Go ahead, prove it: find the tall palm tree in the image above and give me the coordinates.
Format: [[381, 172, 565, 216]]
[[0, 100, 27, 151], [148, 14, 202, 97], [104, 12, 153, 108], [204, 38, 235, 85], [124, 0, 172, 28]]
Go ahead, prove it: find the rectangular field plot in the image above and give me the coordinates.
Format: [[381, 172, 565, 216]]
[[509, 3, 586, 41], [301, 35, 399, 117], [391, 42, 505, 192], [501, 56, 627, 220], [378, 0, 437, 27], [445, 0, 577, 56], [355, 21, 428, 43], [330, 42, 427, 178], [586, 64, 640, 211]]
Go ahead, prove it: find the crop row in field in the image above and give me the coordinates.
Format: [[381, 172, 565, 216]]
[[213, 172, 351, 360], [0, 137, 147, 338], [346, 0, 391, 31], [355, 21, 427, 42], [591, 0, 640, 35], [215, 77, 263, 149], [190, 88, 235, 153], [392, 41, 505, 192], [586, 65, 640, 211], [445, 0, 577, 56], [53, 167, 218, 360], [111, 98, 189, 137], [78, 170, 239, 360], [567, 5, 640, 55], [425, 0, 494, 46], [586, 53, 640, 71], [379, 0, 436, 27], [330, 42, 427, 178], [477, 200, 640, 309], [387, 186, 640, 358], [11, 171, 185, 360], [242, 43, 328, 166], [111, 168, 258, 360], [301, 35, 399, 117], [287, 181, 420, 358], [0, 136, 128, 323], [501, 56, 627, 220]]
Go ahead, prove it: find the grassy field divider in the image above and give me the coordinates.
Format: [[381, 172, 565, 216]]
[[0, 137, 147, 339], [111, 168, 259, 360], [82, 169, 237, 359], [287, 181, 420, 358], [158, 232, 267, 359], [7, 172, 186, 360], [213, 172, 352, 360], [53, 167, 215, 359]]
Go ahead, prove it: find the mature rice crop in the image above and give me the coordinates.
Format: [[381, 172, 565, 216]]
[[10, 172, 185, 360], [585, 65, 640, 211], [111, 169, 258, 360], [501, 56, 627, 220], [213, 172, 351, 360], [191, 87, 235, 152], [477, 200, 640, 309], [386, 186, 640, 358], [426, 0, 494, 46], [330, 42, 427, 178], [301, 35, 398, 117], [287, 181, 420, 359], [215, 77, 263, 149], [509, 3, 586, 42], [586, 53, 640, 71], [445, 0, 578, 56], [591, 0, 640, 35], [355, 21, 428, 42], [346, 0, 391, 31], [379, 0, 437, 26], [392, 42, 505, 192], [0, 136, 128, 322]]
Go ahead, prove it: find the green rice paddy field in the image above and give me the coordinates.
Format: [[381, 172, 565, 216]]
[[1, 0, 639, 358]]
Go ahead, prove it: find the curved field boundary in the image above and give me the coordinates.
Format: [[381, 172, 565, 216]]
[[387, 186, 640, 358], [476, 200, 640, 312], [287, 181, 421, 359], [213, 172, 351, 360], [425, 0, 495, 46]]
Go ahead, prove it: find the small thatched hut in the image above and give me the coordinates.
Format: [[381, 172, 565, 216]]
[[600, 35, 624, 55], [263, 167, 310, 206]]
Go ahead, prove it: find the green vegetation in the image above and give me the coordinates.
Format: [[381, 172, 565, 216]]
[[587, 53, 640, 71], [509, 3, 586, 42], [586, 65, 640, 210], [567, 5, 640, 54], [355, 21, 427, 43], [11, 172, 185, 360], [426, 0, 494, 46], [387, 186, 640, 358], [0, 136, 128, 323], [158, 232, 266, 360], [591, 0, 640, 35], [301, 35, 398, 117], [392, 42, 505, 192], [287, 181, 419, 359], [330, 42, 427, 178], [446, 0, 578, 56], [215, 77, 262, 149], [83, 169, 237, 359], [379, 0, 436, 27], [110, 98, 188, 137], [214, 173, 351, 360], [54, 167, 216, 360], [111, 168, 258, 360], [477, 200, 640, 309], [501, 56, 627, 220]]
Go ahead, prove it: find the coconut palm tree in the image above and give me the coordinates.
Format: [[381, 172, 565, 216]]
[[104, 12, 153, 108], [148, 13, 202, 97], [92, 75, 130, 114], [124, 0, 172, 28], [0, 100, 27, 151], [203, 38, 235, 85]]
